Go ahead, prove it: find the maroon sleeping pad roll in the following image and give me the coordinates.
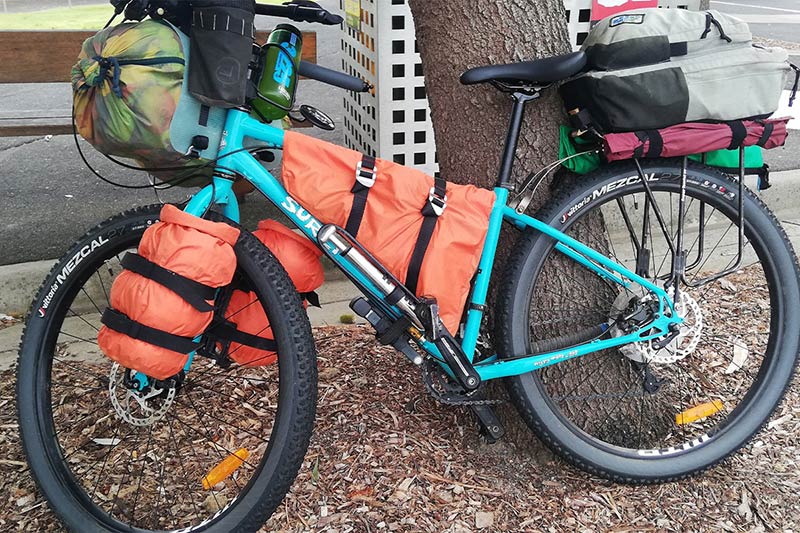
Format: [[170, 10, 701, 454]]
[[603, 117, 790, 162]]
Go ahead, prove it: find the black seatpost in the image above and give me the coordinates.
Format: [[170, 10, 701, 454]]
[[496, 91, 539, 189]]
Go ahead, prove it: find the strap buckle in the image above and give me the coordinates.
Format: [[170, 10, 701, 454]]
[[427, 187, 447, 216], [355, 160, 377, 188]]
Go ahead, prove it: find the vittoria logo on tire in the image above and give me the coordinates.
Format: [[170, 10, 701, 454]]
[[561, 173, 659, 224], [38, 235, 109, 318]]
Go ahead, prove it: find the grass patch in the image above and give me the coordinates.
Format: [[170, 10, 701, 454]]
[[0, 5, 113, 31], [0, 0, 288, 31]]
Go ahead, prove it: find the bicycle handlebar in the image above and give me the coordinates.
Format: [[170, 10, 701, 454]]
[[255, 1, 343, 25], [299, 61, 371, 93]]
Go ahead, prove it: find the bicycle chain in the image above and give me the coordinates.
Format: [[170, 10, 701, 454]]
[[420, 359, 506, 406]]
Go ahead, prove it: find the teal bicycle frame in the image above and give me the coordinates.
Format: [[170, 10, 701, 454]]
[[183, 107, 680, 382]]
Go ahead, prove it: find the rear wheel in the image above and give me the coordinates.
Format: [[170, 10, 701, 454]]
[[17, 205, 318, 531], [496, 160, 800, 483]]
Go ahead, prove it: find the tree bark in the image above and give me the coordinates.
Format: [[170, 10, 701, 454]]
[[407, 0, 570, 195], [408, 0, 572, 453]]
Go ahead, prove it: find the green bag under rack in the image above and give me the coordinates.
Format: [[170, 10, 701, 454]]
[[689, 146, 771, 189]]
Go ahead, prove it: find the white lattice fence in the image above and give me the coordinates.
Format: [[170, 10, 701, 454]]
[[340, 0, 702, 175]]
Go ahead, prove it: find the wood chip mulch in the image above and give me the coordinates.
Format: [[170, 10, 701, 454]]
[[1, 326, 798, 532]]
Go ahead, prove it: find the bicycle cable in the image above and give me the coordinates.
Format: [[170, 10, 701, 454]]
[[71, 104, 277, 191]]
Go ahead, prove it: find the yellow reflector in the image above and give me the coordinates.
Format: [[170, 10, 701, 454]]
[[676, 400, 724, 425], [202, 448, 249, 490]]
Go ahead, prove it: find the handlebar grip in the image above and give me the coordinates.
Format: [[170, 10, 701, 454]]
[[255, 2, 343, 25], [298, 61, 371, 93]]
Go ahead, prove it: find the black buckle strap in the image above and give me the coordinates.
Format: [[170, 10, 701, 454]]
[[406, 176, 447, 294], [206, 320, 278, 352], [101, 308, 201, 354], [121, 253, 216, 312], [789, 63, 799, 107], [345, 154, 376, 237]]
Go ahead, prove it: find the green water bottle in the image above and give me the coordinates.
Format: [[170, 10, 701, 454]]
[[252, 24, 303, 122]]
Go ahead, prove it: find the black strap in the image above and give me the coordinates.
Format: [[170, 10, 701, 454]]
[[121, 253, 216, 312], [344, 154, 376, 238], [700, 12, 713, 39], [701, 12, 732, 42], [301, 291, 321, 308], [406, 176, 447, 295], [789, 63, 799, 107], [726, 120, 748, 150], [633, 130, 648, 159], [756, 122, 775, 147], [377, 316, 413, 346], [643, 129, 663, 158], [199, 105, 210, 127], [206, 321, 278, 352], [669, 41, 688, 58], [101, 308, 200, 354], [632, 130, 662, 159], [757, 164, 771, 191]]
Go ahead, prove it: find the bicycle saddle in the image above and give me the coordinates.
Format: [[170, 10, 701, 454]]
[[460, 51, 586, 86]]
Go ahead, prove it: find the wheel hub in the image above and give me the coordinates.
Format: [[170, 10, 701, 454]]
[[108, 363, 177, 426], [610, 286, 703, 364]]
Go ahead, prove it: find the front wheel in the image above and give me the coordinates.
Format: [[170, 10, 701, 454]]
[[17, 205, 318, 531], [496, 160, 800, 483]]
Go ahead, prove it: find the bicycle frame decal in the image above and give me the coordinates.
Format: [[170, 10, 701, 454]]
[[185, 109, 681, 382]]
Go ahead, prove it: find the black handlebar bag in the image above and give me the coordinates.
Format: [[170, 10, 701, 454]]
[[188, 0, 256, 107]]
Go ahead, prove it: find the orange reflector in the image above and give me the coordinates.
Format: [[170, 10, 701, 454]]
[[202, 448, 249, 490], [676, 400, 724, 425]]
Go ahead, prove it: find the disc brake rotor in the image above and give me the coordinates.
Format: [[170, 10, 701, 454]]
[[610, 286, 703, 364], [109, 363, 177, 426]]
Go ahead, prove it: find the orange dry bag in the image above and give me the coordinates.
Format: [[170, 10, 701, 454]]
[[226, 220, 324, 367], [97, 205, 240, 380], [281, 131, 495, 333]]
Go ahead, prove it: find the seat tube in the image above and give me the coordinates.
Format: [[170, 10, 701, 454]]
[[496, 92, 537, 188]]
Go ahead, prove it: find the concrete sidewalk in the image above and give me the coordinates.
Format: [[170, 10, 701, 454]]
[[0, 273, 364, 371]]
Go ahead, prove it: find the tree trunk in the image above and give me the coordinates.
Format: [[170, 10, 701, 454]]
[[407, 0, 570, 194], [407, 0, 572, 453], [408, 2, 675, 456]]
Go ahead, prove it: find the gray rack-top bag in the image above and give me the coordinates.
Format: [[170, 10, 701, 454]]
[[582, 9, 752, 70], [560, 9, 795, 133]]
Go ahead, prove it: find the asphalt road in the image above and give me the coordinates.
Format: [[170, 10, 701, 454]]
[[0, 0, 798, 266], [711, 0, 800, 43]]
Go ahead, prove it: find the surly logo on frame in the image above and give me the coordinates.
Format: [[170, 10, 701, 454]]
[[38, 236, 109, 317], [281, 196, 323, 237], [560, 173, 657, 224]]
